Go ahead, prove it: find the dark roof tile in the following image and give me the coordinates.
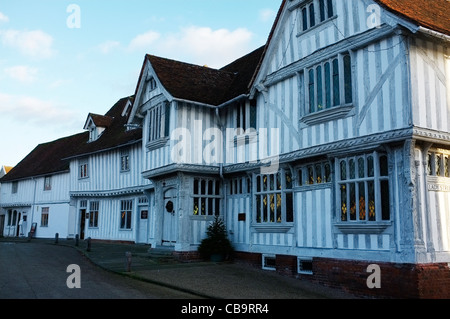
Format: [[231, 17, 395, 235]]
[[146, 46, 265, 106], [0, 97, 141, 182]]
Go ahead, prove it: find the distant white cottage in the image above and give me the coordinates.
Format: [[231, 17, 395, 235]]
[[1, 0, 449, 298]]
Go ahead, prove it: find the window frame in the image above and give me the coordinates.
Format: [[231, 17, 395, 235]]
[[305, 53, 352, 114], [148, 77, 157, 92], [79, 158, 89, 180], [253, 168, 294, 231], [146, 102, 170, 150], [301, 52, 354, 126], [11, 181, 18, 194], [427, 148, 450, 178], [7, 210, 12, 226], [44, 176, 52, 191], [120, 200, 133, 230], [192, 178, 222, 217], [298, 161, 332, 187], [336, 152, 391, 226], [89, 201, 99, 228], [41, 207, 49, 227], [229, 176, 252, 195], [298, 0, 335, 34], [120, 149, 130, 173], [235, 100, 257, 137]]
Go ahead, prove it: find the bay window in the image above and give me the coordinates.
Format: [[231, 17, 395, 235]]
[[337, 152, 390, 223], [147, 102, 170, 149]]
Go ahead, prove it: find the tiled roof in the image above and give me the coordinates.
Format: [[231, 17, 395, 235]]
[[63, 96, 142, 159], [145, 46, 265, 106], [147, 55, 235, 106], [375, 0, 450, 36], [220, 46, 266, 103], [0, 97, 141, 182], [0, 132, 88, 182], [87, 113, 114, 128]]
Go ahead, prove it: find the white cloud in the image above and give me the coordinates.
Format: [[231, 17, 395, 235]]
[[259, 9, 277, 22], [49, 78, 72, 89], [161, 26, 254, 68], [97, 40, 120, 54], [128, 31, 161, 52], [4, 65, 38, 83], [0, 93, 76, 125], [120, 26, 254, 68], [0, 29, 55, 59], [0, 12, 9, 24]]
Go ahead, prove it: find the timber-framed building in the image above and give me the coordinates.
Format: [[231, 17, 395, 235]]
[[1, 0, 449, 298]]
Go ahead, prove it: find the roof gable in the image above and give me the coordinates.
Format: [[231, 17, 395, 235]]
[[84, 113, 114, 130], [130, 46, 266, 115], [146, 55, 236, 106]]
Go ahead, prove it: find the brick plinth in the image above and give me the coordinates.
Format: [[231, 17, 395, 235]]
[[234, 252, 450, 299], [173, 250, 202, 262]]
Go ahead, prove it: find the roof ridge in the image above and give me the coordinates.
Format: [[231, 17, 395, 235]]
[[146, 54, 236, 76]]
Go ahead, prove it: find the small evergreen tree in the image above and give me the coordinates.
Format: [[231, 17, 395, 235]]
[[198, 216, 234, 260]]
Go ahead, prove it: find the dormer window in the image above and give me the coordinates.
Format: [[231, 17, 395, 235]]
[[83, 113, 113, 143], [89, 127, 99, 142]]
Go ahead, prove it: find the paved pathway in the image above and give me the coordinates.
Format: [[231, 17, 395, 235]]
[[0, 241, 201, 299]]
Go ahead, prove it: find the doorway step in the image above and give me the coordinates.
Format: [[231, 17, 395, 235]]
[[147, 246, 176, 263]]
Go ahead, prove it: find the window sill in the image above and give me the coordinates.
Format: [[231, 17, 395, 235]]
[[300, 104, 354, 127], [190, 215, 217, 221], [335, 222, 391, 234], [146, 137, 169, 151], [234, 131, 258, 145], [253, 224, 293, 233]]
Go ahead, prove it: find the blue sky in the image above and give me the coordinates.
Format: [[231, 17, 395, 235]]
[[0, 0, 281, 167]]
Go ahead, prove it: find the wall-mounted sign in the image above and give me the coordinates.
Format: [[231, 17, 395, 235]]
[[428, 183, 450, 192]]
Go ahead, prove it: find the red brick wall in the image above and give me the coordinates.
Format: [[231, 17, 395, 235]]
[[234, 252, 450, 299], [174, 250, 202, 262]]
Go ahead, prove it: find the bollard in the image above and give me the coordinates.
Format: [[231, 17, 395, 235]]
[[55, 233, 59, 244], [86, 237, 91, 252], [125, 251, 132, 272], [75, 234, 79, 247]]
